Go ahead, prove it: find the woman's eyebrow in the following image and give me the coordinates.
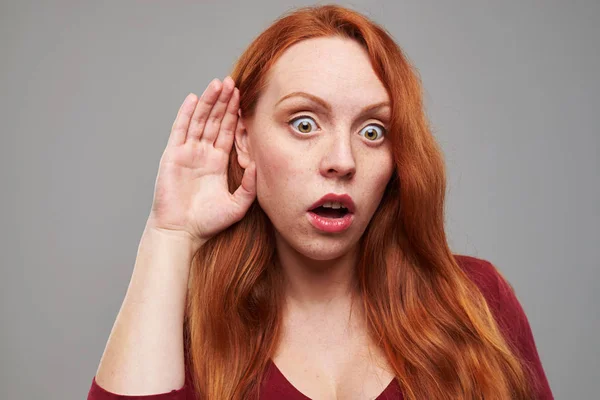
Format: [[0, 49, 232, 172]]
[[275, 91, 390, 118]]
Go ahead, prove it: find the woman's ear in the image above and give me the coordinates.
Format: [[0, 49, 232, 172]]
[[234, 110, 252, 169]]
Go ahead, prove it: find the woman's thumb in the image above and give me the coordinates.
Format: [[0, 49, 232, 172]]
[[232, 162, 257, 211]]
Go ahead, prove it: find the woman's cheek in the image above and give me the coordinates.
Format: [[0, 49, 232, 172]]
[[255, 149, 296, 207]]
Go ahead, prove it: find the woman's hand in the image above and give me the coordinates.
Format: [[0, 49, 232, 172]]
[[146, 76, 256, 248]]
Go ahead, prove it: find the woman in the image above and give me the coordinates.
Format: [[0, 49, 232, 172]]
[[88, 4, 553, 399]]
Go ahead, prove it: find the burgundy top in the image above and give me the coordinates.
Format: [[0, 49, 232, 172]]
[[87, 255, 554, 399]]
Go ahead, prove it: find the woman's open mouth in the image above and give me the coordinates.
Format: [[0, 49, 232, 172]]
[[310, 205, 350, 218], [306, 194, 356, 233]]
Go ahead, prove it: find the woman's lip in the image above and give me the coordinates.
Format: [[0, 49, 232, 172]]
[[306, 211, 354, 233]]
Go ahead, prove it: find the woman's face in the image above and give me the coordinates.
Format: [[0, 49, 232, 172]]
[[235, 36, 394, 261]]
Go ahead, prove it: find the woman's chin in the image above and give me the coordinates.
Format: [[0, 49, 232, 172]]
[[275, 231, 359, 262]]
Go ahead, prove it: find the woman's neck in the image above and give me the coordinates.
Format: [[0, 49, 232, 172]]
[[274, 233, 361, 315]]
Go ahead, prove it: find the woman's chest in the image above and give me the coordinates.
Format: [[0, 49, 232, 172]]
[[271, 327, 398, 399]]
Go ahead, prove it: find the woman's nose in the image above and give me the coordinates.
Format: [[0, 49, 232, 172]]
[[320, 136, 356, 179]]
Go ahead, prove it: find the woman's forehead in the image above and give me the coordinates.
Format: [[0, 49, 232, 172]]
[[264, 38, 386, 98], [261, 43, 390, 112]]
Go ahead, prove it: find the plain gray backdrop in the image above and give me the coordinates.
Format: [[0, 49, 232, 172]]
[[2, 0, 598, 399]]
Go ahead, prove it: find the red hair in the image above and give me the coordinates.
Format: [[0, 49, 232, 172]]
[[184, 4, 534, 399]]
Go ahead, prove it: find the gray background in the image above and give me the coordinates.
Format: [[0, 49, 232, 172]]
[[1, 1, 598, 399]]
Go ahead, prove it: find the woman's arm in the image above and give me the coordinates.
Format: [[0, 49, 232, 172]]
[[89, 80, 252, 398], [91, 222, 201, 396], [494, 268, 555, 400], [456, 255, 554, 399]]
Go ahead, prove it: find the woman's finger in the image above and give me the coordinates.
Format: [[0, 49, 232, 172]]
[[231, 161, 257, 217], [168, 93, 198, 147], [214, 87, 239, 152], [201, 76, 235, 144], [187, 79, 222, 142]]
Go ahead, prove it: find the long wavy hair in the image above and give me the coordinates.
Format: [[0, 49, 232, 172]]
[[184, 4, 535, 399]]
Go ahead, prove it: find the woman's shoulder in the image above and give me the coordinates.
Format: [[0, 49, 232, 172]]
[[453, 254, 505, 301], [452, 254, 554, 399], [452, 253, 521, 323], [452, 254, 530, 347]]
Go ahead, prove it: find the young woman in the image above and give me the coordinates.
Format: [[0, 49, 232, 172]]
[[88, 4, 553, 400]]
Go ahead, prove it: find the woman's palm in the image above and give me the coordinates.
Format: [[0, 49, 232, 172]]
[[148, 77, 256, 246]]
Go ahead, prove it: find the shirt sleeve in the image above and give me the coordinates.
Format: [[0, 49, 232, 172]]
[[491, 264, 555, 400], [87, 374, 192, 400]]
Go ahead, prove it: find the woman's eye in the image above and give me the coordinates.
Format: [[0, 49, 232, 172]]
[[359, 124, 386, 141], [289, 116, 318, 134], [288, 116, 386, 140]]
